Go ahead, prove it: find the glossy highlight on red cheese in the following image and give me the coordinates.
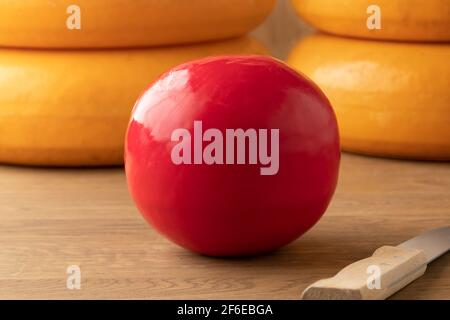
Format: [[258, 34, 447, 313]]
[[125, 56, 340, 256]]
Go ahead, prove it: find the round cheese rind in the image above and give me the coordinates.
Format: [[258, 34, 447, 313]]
[[0, 0, 276, 48], [288, 34, 450, 160], [0, 37, 268, 166]]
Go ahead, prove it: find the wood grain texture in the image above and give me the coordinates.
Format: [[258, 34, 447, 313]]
[[0, 154, 448, 299]]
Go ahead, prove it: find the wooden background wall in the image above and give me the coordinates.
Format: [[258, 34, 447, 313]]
[[253, 0, 313, 59]]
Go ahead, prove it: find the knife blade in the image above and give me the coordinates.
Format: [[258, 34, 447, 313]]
[[398, 226, 449, 263], [301, 226, 450, 300]]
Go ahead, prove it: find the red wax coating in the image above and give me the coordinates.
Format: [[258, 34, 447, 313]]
[[125, 56, 340, 256]]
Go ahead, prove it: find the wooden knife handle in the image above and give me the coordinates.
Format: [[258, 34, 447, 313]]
[[301, 246, 428, 300]]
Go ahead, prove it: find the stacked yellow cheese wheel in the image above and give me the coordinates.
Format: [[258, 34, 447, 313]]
[[289, 0, 450, 159], [0, 1, 274, 166], [0, 0, 276, 48], [0, 38, 267, 166], [291, 0, 450, 42]]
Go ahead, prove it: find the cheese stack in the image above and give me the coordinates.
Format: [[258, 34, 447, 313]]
[[288, 0, 450, 160], [0, 0, 275, 166]]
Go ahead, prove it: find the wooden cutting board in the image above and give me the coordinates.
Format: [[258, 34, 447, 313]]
[[0, 153, 448, 299]]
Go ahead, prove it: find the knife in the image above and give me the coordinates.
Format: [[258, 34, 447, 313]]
[[301, 226, 450, 300]]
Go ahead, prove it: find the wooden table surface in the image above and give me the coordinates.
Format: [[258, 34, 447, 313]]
[[0, 153, 448, 299]]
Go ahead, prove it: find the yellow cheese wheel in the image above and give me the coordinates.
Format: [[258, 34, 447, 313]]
[[287, 34, 450, 160], [0, 37, 267, 166], [0, 0, 275, 48], [291, 0, 450, 42]]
